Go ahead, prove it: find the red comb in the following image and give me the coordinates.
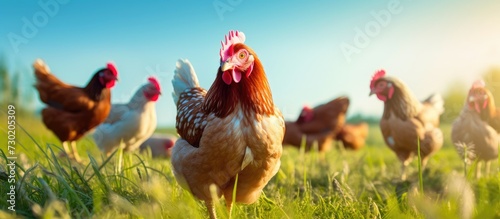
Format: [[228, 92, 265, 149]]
[[148, 76, 161, 92], [302, 105, 312, 111], [164, 139, 174, 150], [107, 62, 118, 76], [472, 79, 485, 89], [370, 69, 386, 89], [220, 30, 246, 62]]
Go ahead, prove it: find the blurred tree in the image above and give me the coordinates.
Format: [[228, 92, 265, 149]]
[[11, 70, 20, 106], [0, 55, 35, 116], [0, 57, 11, 104], [483, 67, 500, 107], [441, 80, 467, 124]]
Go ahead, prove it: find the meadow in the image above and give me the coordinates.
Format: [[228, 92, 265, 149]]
[[1, 115, 499, 219]]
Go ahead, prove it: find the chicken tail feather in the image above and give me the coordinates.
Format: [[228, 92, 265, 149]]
[[423, 93, 444, 115], [172, 59, 200, 104], [33, 59, 51, 75]]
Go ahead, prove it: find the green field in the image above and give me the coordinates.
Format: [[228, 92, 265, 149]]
[[1, 116, 499, 219]]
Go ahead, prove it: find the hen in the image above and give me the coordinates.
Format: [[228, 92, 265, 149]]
[[369, 70, 444, 180], [283, 97, 350, 151], [336, 122, 369, 150], [171, 31, 284, 219], [93, 77, 161, 156], [451, 80, 499, 177], [139, 133, 177, 158], [33, 59, 118, 162], [296, 97, 350, 134]]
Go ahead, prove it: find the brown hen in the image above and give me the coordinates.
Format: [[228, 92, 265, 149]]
[[171, 31, 284, 219], [369, 70, 444, 180], [336, 122, 369, 150], [283, 97, 349, 151], [452, 80, 499, 177]]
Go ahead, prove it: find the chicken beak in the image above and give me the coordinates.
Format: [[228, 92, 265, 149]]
[[369, 90, 375, 96], [221, 61, 234, 72]]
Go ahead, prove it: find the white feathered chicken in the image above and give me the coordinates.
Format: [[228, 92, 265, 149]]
[[93, 77, 161, 156]]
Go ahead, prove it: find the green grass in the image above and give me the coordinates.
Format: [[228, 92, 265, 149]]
[[1, 116, 499, 219]]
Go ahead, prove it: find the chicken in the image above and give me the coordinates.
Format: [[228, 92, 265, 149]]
[[283, 121, 336, 151], [336, 122, 369, 150], [93, 77, 161, 156], [451, 80, 499, 177], [296, 97, 350, 134], [283, 97, 350, 151], [33, 59, 118, 162], [139, 133, 177, 158], [171, 30, 284, 219], [369, 70, 444, 180]]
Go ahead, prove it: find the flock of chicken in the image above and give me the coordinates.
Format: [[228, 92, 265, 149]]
[[32, 30, 498, 218]]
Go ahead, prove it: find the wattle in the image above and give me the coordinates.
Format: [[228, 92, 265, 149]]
[[105, 80, 116, 88]]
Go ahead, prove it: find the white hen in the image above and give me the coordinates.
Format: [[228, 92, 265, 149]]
[[93, 77, 161, 156]]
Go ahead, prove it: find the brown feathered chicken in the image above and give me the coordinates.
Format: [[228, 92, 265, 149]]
[[283, 121, 336, 152], [283, 97, 349, 151], [336, 122, 369, 150], [171, 31, 284, 219], [369, 70, 444, 180], [451, 80, 499, 177], [33, 59, 118, 162], [295, 97, 350, 134]]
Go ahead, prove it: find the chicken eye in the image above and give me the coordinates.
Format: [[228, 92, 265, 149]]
[[238, 51, 247, 59]]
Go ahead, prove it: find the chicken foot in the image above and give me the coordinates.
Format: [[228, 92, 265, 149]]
[[59, 141, 82, 163], [205, 201, 217, 219]]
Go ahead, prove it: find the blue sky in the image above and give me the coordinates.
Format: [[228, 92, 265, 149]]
[[1, 0, 499, 127]]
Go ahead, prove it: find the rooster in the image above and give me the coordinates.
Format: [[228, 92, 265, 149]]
[[336, 122, 369, 150], [283, 97, 349, 151], [93, 77, 161, 156], [451, 80, 499, 177], [139, 134, 177, 158], [171, 30, 284, 219], [369, 70, 444, 180], [33, 59, 118, 162]]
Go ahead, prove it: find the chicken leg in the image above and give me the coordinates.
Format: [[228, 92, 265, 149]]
[[60, 141, 74, 159], [475, 162, 482, 179], [401, 163, 408, 181], [71, 141, 82, 163], [485, 161, 491, 177]]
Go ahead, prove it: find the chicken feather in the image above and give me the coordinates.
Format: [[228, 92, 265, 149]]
[[370, 70, 443, 179], [171, 33, 284, 218], [33, 59, 118, 162], [93, 78, 161, 155], [452, 81, 499, 177]]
